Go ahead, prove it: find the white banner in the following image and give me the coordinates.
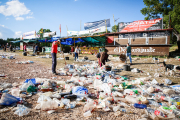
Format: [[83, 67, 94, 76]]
[[43, 31, 56, 37], [23, 31, 37, 39], [67, 26, 106, 36]]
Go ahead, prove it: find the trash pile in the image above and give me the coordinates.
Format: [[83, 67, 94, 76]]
[[38, 55, 51, 58], [0, 53, 16, 60], [1, 61, 180, 119], [15, 60, 34, 64]]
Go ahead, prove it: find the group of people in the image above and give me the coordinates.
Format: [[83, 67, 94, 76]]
[[50, 40, 132, 75], [23, 44, 39, 54], [1, 44, 15, 52]]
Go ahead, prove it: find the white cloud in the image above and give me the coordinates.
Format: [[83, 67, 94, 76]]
[[0, 24, 5, 27], [75, 0, 78, 1], [14, 31, 22, 38], [15, 16, 24, 20], [0, 0, 32, 20], [0, 32, 2, 38], [26, 16, 33, 19]]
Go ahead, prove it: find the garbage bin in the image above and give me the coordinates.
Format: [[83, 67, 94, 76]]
[[37, 51, 40, 55], [123, 65, 130, 71], [65, 57, 69, 60]]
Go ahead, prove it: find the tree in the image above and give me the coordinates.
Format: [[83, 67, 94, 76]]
[[37, 28, 52, 39], [112, 24, 119, 33], [141, 0, 180, 51]]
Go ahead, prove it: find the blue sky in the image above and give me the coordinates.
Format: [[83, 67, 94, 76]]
[[0, 0, 146, 40]]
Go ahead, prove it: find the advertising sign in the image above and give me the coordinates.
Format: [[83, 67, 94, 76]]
[[23, 31, 37, 39], [84, 19, 110, 30], [68, 26, 106, 36], [118, 18, 163, 32], [43, 31, 56, 37]]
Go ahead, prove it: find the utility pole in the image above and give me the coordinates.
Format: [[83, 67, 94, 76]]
[[113, 14, 117, 32], [105, 19, 107, 33], [80, 20, 81, 31]]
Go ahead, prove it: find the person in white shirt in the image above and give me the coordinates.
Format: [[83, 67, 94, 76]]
[[74, 46, 80, 61]]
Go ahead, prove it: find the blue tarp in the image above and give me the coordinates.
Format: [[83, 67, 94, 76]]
[[61, 38, 84, 45], [38, 38, 84, 45]]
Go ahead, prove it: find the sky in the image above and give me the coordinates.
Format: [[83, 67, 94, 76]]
[[0, 0, 147, 40]]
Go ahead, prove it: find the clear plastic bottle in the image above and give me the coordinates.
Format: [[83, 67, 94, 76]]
[[119, 108, 134, 114], [113, 106, 120, 112], [148, 100, 160, 107], [83, 110, 92, 117]]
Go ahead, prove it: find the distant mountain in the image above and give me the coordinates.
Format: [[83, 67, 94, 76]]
[[0, 26, 14, 40]]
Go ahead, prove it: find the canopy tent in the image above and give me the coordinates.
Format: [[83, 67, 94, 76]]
[[10, 40, 23, 43], [61, 38, 84, 45], [60, 34, 106, 46]]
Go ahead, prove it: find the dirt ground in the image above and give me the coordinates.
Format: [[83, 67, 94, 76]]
[[0, 50, 180, 120]]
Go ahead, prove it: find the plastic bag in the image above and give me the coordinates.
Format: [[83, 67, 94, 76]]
[[72, 86, 88, 95], [151, 79, 158, 84], [165, 79, 172, 85], [27, 85, 37, 93], [14, 104, 30, 116], [11, 88, 20, 97], [0, 93, 20, 106], [83, 100, 96, 112], [24, 78, 36, 85], [40, 101, 58, 111], [21, 83, 31, 91]]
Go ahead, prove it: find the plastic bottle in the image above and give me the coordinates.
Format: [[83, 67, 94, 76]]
[[113, 106, 120, 112], [148, 100, 160, 107], [133, 103, 147, 109], [65, 102, 76, 109], [83, 110, 92, 117], [125, 96, 139, 104], [61, 98, 70, 105], [149, 112, 159, 120], [119, 108, 134, 114]]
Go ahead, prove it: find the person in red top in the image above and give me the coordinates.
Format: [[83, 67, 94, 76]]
[[51, 39, 60, 75], [24, 44, 27, 52]]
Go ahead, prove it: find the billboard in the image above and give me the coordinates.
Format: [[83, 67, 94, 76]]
[[67, 26, 106, 36], [118, 18, 163, 32], [84, 19, 110, 30], [23, 31, 37, 39], [43, 31, 56, 37]]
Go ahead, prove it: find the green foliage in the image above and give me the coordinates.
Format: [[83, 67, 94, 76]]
[[112, 24, 119, 33], [37, 28, 52, 35], [141, 0, 180, 34], [0, 39, 7, 45], [37, 28, 52, 39]]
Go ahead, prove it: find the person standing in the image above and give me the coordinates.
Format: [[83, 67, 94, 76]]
[[9, 44, 13, 52], [74, 46, 80, 61], [35, 44, 39, 54], [97, 48, 109, 67], [125, 43, 132, 65], [24, 44, 27, 52], [51, 40, 60, 75], [43, 47, 46, 54], [4, 45, 6, 52]]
